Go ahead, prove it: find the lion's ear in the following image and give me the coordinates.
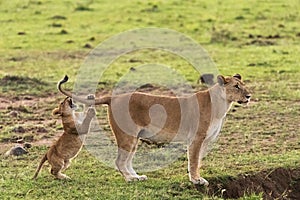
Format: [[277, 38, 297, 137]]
[[52, 108, 60, 116], [233, 74, 242, 80], [217, 75, 226, 86]]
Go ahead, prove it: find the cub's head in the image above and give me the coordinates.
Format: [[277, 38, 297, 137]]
[[52, 97, 77, 117], [217, 74, 251, 104]]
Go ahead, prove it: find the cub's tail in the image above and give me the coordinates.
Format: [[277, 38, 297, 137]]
[[32, 154, 47, 179]]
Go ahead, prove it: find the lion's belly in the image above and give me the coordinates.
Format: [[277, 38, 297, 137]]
[[206, 118, 224, 141], [138, 125, 190, 144]]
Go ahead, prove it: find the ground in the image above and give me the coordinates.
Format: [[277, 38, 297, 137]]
[[0, 0, 300, 199], [0, 81, 299, 199]]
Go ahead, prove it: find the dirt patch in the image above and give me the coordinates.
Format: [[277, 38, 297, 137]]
[[207, 167, 300, 199], [246, 39, 276, 46], [245, 34, 281, 46], [0, 75, 47, 86], [0, 75, 49, 95], [0, 94, 59, 144]]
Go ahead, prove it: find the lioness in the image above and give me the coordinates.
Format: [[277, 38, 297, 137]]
[[33, 97, 96, 179], [57, 74, 251, 185]]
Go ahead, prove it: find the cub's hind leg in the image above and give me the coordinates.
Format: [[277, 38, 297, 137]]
[[49, 155, 70, 180], [62, 159, 71, 172]]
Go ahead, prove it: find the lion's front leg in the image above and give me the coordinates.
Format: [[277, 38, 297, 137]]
[[187, 135, 209, 186]]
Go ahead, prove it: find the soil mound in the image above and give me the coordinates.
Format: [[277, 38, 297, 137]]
[[208, 167, 300, 199]]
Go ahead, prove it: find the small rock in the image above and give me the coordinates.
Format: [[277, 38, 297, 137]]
[[248, 34, 254, 38], [23, 135, 34, 142], [130, 67, 136, 71], [50, 15, 67, 20], [51, 23, 62, 27], [128, 58, 141, 63], [13, 126, 26, 133], [4, 146, 28, 157], [83, 43, 92, 48], [8, 110, 19, 118], [60, 29, 68, 34], [23, 143, 32, 149], [247, 63, 256, 67], [17, 138, 24, 143], [36, 127, 48, 133], [24, 96, 33, 100]]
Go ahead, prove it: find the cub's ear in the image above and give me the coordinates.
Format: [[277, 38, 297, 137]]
[[233, 74, 242, 80], [217, 75, 226, 86], [52, 108, 60, 116]]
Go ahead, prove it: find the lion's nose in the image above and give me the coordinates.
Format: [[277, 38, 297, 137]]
[[246, 94, 251, 99]]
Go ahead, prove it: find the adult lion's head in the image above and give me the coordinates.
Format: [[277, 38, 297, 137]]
[[217, 74, 251, 104]]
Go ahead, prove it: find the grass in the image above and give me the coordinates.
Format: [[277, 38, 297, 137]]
[[0, 0, 300, 199]]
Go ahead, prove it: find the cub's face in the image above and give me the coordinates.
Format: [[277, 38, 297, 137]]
[[52, 97, 76, 116], [218, 74, 251, 104]]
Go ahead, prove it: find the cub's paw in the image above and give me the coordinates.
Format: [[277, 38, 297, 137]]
[[190, 177, 209, 186], [56, 173, 71, 180], [87, 107, 96, 118]]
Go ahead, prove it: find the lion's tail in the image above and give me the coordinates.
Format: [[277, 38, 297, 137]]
[[32, 153, 47, 179]]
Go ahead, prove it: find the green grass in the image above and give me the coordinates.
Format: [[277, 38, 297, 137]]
[[0, 0, 300, 199]]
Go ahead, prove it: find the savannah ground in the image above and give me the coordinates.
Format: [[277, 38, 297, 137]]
[[0, 0, 299, 199]]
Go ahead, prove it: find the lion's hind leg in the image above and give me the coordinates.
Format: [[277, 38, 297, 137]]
[[62, 159, 71, 172], [126, 142, 147, 181], [115, 137, 147, 182]]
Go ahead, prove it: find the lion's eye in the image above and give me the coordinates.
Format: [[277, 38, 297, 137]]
[[234, 84, 240, 89]]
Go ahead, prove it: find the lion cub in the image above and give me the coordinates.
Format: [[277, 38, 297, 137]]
[[33, 97, 96, 180]]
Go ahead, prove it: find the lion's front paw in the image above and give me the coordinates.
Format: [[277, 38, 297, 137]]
[[126, 175, 148, 182], [87, 108, 96, 118], [136, 175, 148, 181], [190, 177, 209, 186]]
